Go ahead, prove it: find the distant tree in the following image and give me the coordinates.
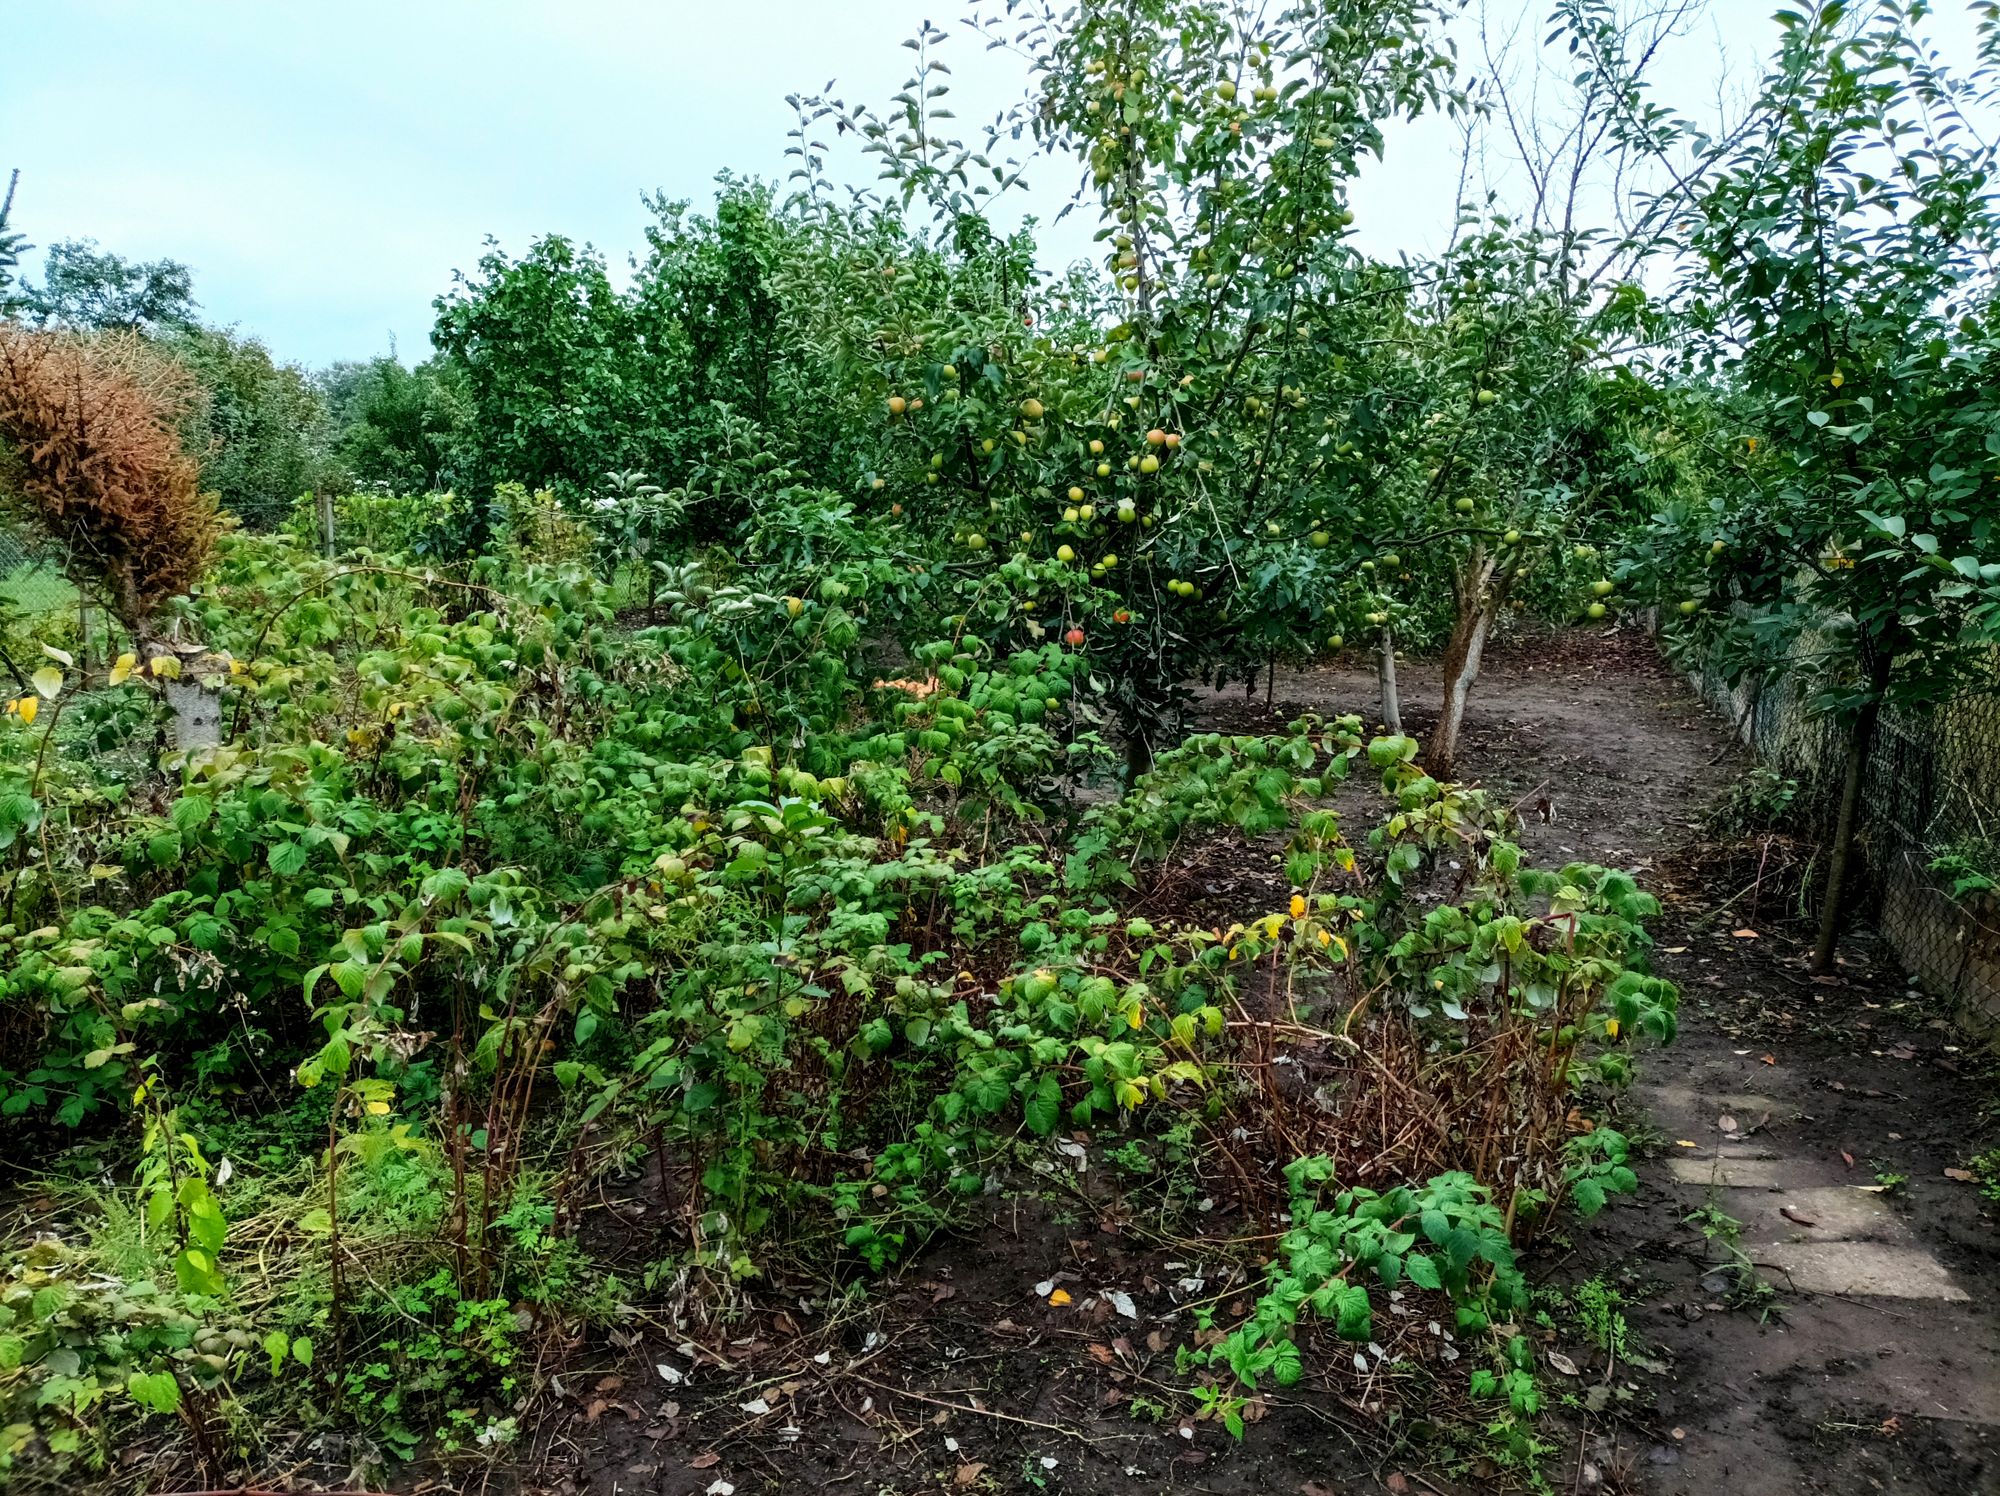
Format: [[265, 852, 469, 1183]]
[[319, 353, 469, 494], [624, 178, 867, 536], [0, 171, 26, 316], [166, 325, 337, 527], [22, 238, 198, 334], [431, 235, 641, 549]]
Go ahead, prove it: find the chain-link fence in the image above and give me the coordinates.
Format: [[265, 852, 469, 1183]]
[[0, 520, 75, 617], [1688, 641, 2000, 1034]]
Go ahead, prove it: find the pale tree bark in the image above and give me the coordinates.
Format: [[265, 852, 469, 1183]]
[[1377, 625, 1403, 736], [1427, 544, 1516, 780], [144, 641, 225, 752]]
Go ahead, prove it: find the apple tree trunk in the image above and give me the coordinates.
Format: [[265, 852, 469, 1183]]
[[1427, 545, 1512, 779], [1810, 650, 1895, 975], [1377, 624, 1403, 736]]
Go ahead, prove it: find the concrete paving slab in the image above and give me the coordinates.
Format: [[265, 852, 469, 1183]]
[[1637, 1082, 1794, 1119], [1754, 1241, 1969, 1301], [1666, 1155, 1796, 1188], [1726, 1185, 1905, 1245]]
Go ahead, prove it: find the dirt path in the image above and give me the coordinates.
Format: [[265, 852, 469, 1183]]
[[560, 629, 1999, 1496], [1247, 627, 2000, 1495]]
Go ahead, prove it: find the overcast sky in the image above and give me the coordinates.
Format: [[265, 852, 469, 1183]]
[[7, 2, 1986, 370]]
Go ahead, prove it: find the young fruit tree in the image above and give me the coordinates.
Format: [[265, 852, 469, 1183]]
[[1628, 2, 2000, 972], [804, 2, 1461, 773]]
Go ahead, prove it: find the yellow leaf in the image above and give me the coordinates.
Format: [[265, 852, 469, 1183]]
[[31, 667, 62, 700], [150, 655, 182, 680], [1048, 1289, 1072, 1306], [89, 864, 121, 880], [1127, 1003, 1143, 1030], [365, 1100, 390, 1115], [1289, 895, 1306, 919], [109, 652, 137, 685], [1604, 1018, 1620, 1040], [229, 658, 245, 676], [15, 697, 37, 726]]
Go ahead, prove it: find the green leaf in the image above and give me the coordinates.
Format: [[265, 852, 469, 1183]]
[[1024, 1072, 1061, 1136], [268, 841, 310, 877], [126, 1370, 182, 1414], [1333, 1283, 1373, 1341]]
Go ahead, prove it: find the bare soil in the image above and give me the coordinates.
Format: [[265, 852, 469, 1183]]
[[538, 626, 2000, 1496]]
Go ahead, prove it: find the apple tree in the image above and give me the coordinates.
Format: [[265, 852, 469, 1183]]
[[1622, 1, 2000, 971], [796, 1, 1460, 773]]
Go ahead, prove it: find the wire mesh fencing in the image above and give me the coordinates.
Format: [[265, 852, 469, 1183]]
[[0, 520, 77, 618], [1687, 642, 2000, 1035]]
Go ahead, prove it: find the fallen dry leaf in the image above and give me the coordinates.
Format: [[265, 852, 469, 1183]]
[[955, 1462, 987, 1486], [1732, 928, 1760, 939], [1761, 1054, 1776, 1066], [689, 1452, 721, 1469], [1547, 1351, 1580, 1377], [1780, 1206, 1819, 1228], [1048, 1288, 1072, 1306], [1717, 1115, 1739, 1134], [1944, 1168, 1977, 1182], [1085, 1342, 1115, 1365], [1841, 1151, 1856, 1168], [1676, 1139, 1700, 1148]]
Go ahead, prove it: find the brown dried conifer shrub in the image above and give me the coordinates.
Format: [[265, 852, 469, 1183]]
[[0, 324, 219, 633]]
